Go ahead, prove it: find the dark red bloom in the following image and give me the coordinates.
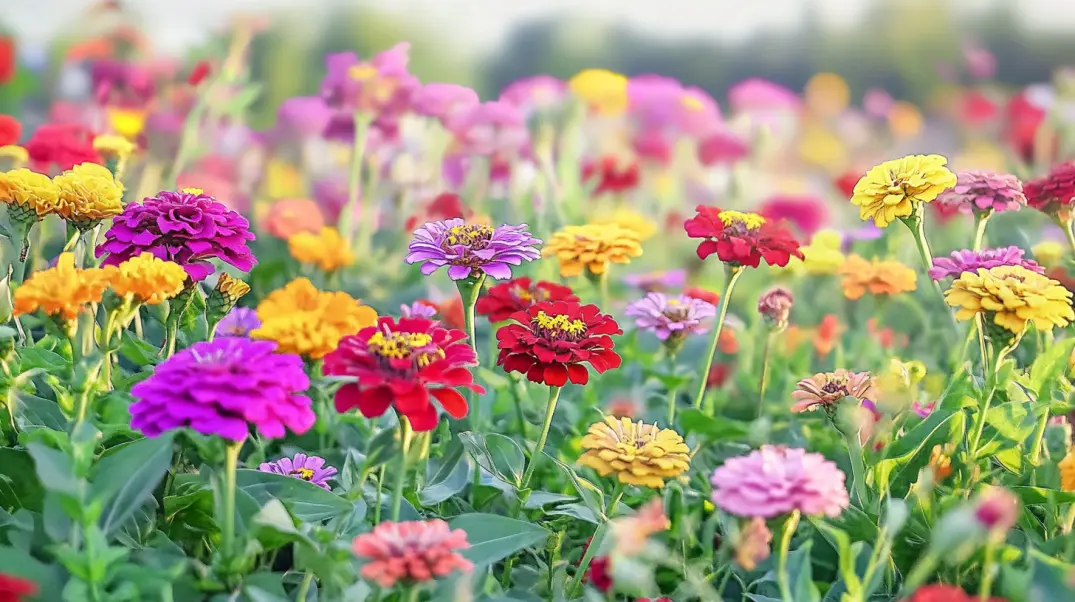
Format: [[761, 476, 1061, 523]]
[[684, 206, 803, 268], [496, 301, 622, 386], [405, 192, 470, 231], [187, 60, 212, 86], [0, 37, 15, 85], [0, 573, 37, 602], [582, 155, 640, 196], [0, 115, 20, 147], [325, 316, 485, 431], [476, 277, 579, 323], [901, 584, 1006, 602], [579, 538, 613, 593], [25, 123, 102, 172], [1025, 161, 1075, 216], [706, 362, 732, 389], [685, 287, 720, 306], [1004, 91, 1048, 163]]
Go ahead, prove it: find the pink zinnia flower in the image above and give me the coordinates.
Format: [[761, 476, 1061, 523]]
[[624, 292, 716, 342], [758, 194, 828, 237], [320, 43, 418, 115], [412, 83, 479, 120], [498, 75, 568, 116], [697, 128, 750, 166], [710, 446, 850, 518], [757, 287, 794, 330], [352, 520, 473, 587], [935, 170, 1026, 215], [929, 247, 1044, 280], [728, 78, 800, 112]]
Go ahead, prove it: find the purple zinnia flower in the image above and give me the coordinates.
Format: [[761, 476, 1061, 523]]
[[400, 301, 439, 319], [710, 446, 850, 518], [405, 219, 542, 281], [935, 170, 1027, 215], [259, 453, 337, 490], [445, 101, 530, 158], [412, 83, 480, 120], [274, 95, 333, 141], [624, 292, 716, 342], [498, 75, 568, 116], [623, 269, 688, 292], [929, 246, 1044, 280], [129, 338, 314, 441], [215, 307, 261, 338], [320, 43, 418, 115], [97, 189, 257, 282]]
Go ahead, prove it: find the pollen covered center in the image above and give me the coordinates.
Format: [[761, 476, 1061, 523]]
[[291, 468, 315, 480], [368, 331, 445, 367], [444, 224, 494, 248], [533, 310, 586, 338], [717, 210, 766, 231]]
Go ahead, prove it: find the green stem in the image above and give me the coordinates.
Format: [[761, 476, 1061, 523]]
[[692, 265, 743, 412], [568, 484, 624, 596], [521, 386, 562, 490], [373, 465, 386, 525], [342, 112, 373, 249], [979, 540, 998, 602], [975, 315, 991, 377], [510, 375, 529, 439], [845, 432, 870, 509], [755, 332, 773, 420], [599, 270, 610, 309], [898, 552, 940, 598], [390, 417, 414, 522], [222, 441, 242, 561], [1062, 217, 1075, 257], [777, 510, 801, 602], [972, 210, 992, 251], [904, 213, 948, 309], [296, 571, 315, 602], [1028, 405, 1051, 467], [666, 350, 680, 428]]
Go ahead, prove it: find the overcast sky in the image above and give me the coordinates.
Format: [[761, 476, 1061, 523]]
[[5, 0, 1075, 55]]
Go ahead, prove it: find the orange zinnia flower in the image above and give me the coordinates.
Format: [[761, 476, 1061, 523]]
[[839, 255, 917, 300], [812, 314, 843, 357]]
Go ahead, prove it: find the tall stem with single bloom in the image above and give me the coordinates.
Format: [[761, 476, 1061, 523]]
[[777, 510, 801, 602], [972, 210, 992, 251], [342, 112, 374, 250], [521, 385, 562, 490], [692, 265, 743, 412], [568, 483, 624, 596], [755, 332, 773, 420]]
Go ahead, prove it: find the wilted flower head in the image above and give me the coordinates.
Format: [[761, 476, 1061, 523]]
[[578, 416, 690, 488], [850, 155, 957, 227], [929, 247, 1044, 280], [840, 255, 917, 299], [935, 170, 1026, 215], [945, 265, 1073, 336], [791, 370, 875, 413], [129, 338, 314, 441], [215, 307, 261, 338], [475, 276, 578, 322], [259, 453, 337, 490], [624, 292, 715, 344], [710, 446, 850, 518], [543, 224, 643, 278], [757, 287, 794, 330], [352, 520, 472, 588], [406, 219, 542, 281], [608, 498, 671, 556], [733, 517, 773, 571]]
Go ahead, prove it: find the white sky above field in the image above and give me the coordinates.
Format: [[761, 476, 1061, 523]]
[[3, 0, 1074, 55]]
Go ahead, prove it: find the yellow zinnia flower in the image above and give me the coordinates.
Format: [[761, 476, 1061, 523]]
[[1060, 447, 1075, 491], [839, 255, 917, 300], [789, 230, 845, 275], [54, 163, 125, 228], [945, 265, 1074, 335], [288, 227, 355, 272], [577, 416, 690, 489], [253, 278, 377, 359], [568, 69, 628, 115], [107, 252, 187, 305], [93, 135, 136, 177], [543, 224, 643, 278], [107, 107, 146, 139], [0, 145, 29, 169], [850, 155, 957, 228], [590, 208, 657, 241], [0, 168, 61, 222], [13, 253, 111, 322], [1032, 241, 1065, 268]]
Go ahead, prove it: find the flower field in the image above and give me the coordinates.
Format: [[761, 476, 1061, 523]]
[[6, 12, 1075, 602]]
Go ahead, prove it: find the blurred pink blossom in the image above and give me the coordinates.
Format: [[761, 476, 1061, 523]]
[[446, 101, 529, 157], [412, 83, 479, 120]]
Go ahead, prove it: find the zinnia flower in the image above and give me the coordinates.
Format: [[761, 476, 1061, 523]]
[[253, 278, 377, 359], [759, 194, 828, 237], [840, 255, 917, 299], [352, 520, 472, 588], [320, 43, 419, 116], [24, 123, 101, 171], [288, 227, 355, 272], [258, 453, 337, 490], [623, 269, 687, 292], [543, 224, 643, 278], [475, 276, 578, 323], [944, 265, 1074, 335], [1032, 240, 1065, 267], [263, 198, 325, 239], [129, 337, 315, 440], [0, 168, 61, 224], [215, 307, 261, 338], [405, 219, 542, 280], [591, 208, 657, 241], [1025, 161, 1075, 216], [683, 207, 803, 268], [568, 69, 628, 115], [974, 487, 1019, 534], [0, 115, 20, 147], [0, 573, 37, 602], [757, 287, 794, 330], [577, 416, 690, 488], [710, 446, 850, 518], [929, 247, 1044, 280], [496, 300, 623, 386], [13, 253, 111, 323], [582, 156, 641, 196], [92, 135, 135, 175], [97, 189, 257, 281], [324, 316, 484, 431], [1059, 447, 1075, 491], [608, 498, 671, 556], [934, 170, 1026, 215], [106, 252, 187, 305], [624, 292, 715, 343], [902, 584, 1006, 602], [791, 370, 875, 413], [849, 155, 957, 227]]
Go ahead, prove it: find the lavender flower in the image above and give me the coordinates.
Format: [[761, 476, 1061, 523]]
[[259, 453, 337, 490], [623, 269, 687, 292], [129, 338, 314, 441], [498, 75, 568, 116], [412, 83, 479, 120], [929, 246, 1045, 280], [935, 170, 1027, 214], [710, 446, 850, 518], [215, 307, 261, 338], [405, 219, 542, 280], [445, 101, 529, 157], [624, 292, 716, 342], [400, 301, 439, 319]]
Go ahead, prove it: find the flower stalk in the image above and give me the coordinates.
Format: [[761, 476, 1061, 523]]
[[776, 510, 801, 602], [342, 111, 374, 250], [567, 482, 624, 596], [221, 440, 242, 562], [390, 416, 415, 522], [521, 385, 562, 490], [693, 264, 743, 412]]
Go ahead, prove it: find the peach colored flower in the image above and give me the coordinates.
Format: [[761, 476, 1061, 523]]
[[264, 198, 325, 239], [352, 519, 472, 588]]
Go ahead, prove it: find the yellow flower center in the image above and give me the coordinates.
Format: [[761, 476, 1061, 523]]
[[368, 331, 445, 367], [681, 95, 705, 111], [349, 64, 378, 80], [291, 468, 315, 480], [445, 224, 494, 247], [717, 210, 766, 230], [181, 188, 204, 195], [533, 311, 586, 337]]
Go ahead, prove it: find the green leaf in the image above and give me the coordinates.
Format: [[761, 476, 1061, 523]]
[[91, 433, 174, 536], [810, 519, 862, 597], [1010, 486, 1075, 506], [447, 513, 550, 566], [1029, 338, 1075, 399], [979, 399, 1038, 467], [362, 427, 400, 472], [26, 442, 77, 496], [236, 469, 351, 523], [1029, 550, 1075, 600], [9, 391, 68, 431], [0, 448, 44, 511], [118, 331, 163, 367], [874, 409, 961, 497], [677, 409, 750, 442], [543, 452, 604, 518], [420, 439, 471, 506], [16, 348, 68, 373], [251, 499, 315, 550], [460, 432, 525, 488]]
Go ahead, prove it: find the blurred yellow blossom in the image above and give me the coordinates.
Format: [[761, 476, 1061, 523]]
[[1060, 448, 1075, 491], [543, 224, 643, 278], [797, 125, 847, 171], [0, 145, 28, 169], [1033, 241, 1065, 268], [789, 230, 845, 275], [288, 227, 355, 272], [253, 278, 377, 358], [591, 208, 657, 241], [569, 69, 628, 115], [840, 255, 917, 299], [107, 107, 146, 138], [805, 72, 850, 116]]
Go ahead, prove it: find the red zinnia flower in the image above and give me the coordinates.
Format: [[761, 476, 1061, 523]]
[[706, 362, 732, 389], [0, 573, 37, 602], [25, 123, 102, 172], [325, 316, 485, 431], [404, 192, 470, 231], [1004, 91, 1047, 163], [496, 300, 622, 386], [0, 37, 15, 85], [959, 90, 998, 126], [582, 155, 640, 196], [0, 115, 20, 146], [834, 170, 860, 198], [902, 584, 1006, 602], [684, 206, 803, 268], [476, 276, 579, 323], [1025, 161, 1075, 217], [684, 286, 720, 306], [579, 537, 613, 592]]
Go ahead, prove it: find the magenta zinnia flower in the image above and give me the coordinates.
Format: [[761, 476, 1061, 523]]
[[259, 453, 337, 490], [935, 170, 1027, 215], [97, 189, 256, 281], [129, 338, 314, 441], [445, 101, 530, 158], [929, 246, 1044, 280], [214, 307, 261, 338], [624, 292, 716, 342], [412, 83, 479, 120], [710, 446, 850, 518], [405, 219, 541, 280], [498, 75, 568, 116]]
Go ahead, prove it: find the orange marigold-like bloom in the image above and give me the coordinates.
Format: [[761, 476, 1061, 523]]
[[264, 197, 324, 239], [13, 253, 111, 321], [288, 227, 355, 272], [252, 278, 377, 359], [106, 252, 188, 305], [352, 519, 473, 588], [840, 255, 917, 300]]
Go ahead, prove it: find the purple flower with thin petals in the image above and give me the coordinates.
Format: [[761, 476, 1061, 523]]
[[623, 269, 688, 292], [498, 75, 568, 116], [935, 170, 1027, 215], [710, 446, 850, 518], [96, 189, 257, 282], [215, 308, 261, 338], [400, 301, 439, 319], [259, 453, 337, 490], [624, 292, 716, 341], [405, 219, 541, 281], [412, 83, 480, 120], [129, 338, 314, 441], [929, 246, 1044, 280], [445, 101, 529, 157]]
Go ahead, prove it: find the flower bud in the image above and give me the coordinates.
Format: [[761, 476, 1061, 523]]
[[733, 517, 772, 571], [974, 486, 1019, 535], [207, 274, 251, 326], [757, 286, 793, 331]]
